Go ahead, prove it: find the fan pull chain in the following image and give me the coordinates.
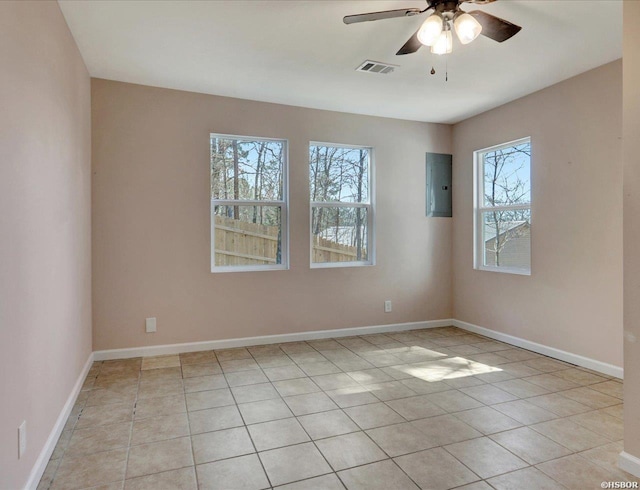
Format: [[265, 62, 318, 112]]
[[429, 60, 449, 81]]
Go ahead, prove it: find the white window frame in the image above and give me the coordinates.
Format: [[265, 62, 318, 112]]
[[210, 133, 289, 273], [309, 141, 375, 269], [473, 136, 531, 276]]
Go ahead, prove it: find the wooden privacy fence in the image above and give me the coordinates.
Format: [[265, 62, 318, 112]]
[[214, 215, 279, 266], [312, 236, 358, 263], [213, 215, 360, 265]]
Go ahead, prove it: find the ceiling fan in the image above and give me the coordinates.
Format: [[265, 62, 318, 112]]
[[343, 0, 522, 56]]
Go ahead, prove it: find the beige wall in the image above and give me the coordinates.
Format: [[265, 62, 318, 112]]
[[91, 79, 452, 351], [623, 0, 640, 465], [452, 60, 623, 368], [0, 2, 92, 488]]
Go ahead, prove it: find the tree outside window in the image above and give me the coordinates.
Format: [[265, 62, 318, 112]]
[[475, 138, 531, 274], [210, 135, 288, 272], [309, 143, 374, 267]]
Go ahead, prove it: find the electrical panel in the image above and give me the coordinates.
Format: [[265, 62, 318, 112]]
[[426, 152, 452, 218]]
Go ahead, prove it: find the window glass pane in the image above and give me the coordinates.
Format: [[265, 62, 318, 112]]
[[211, 137, 284, 201], [310, 145, 369, 203], [483, 141, 531, 206], [312, 206, 368, 263], [213, 205, 282, 266], [482, 209, 531, 271]]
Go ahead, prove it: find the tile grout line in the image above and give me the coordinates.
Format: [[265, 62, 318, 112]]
[[247, 338, 476, 489], [39, 327, 628, 489], [120, 365, 142, 485], [247, 345, 339, 488], [244, 342, 391, 487], [223, 357, 275, 490], [182, 358, 201, 490]]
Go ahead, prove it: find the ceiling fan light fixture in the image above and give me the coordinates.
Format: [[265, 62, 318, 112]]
[[453, 12, 483, 45], [417, 12, 443, 46], [430, 26, 452, 55]]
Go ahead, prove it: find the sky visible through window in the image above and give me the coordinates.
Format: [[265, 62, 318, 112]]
[[210, 136, 284, 202], [483, 142, 531, 207], [479, 139, 531, 272], [310, 145, 369, 204]]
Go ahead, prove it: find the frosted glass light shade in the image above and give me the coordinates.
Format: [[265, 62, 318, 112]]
[[454, 12, 482, 44], [430, 29, 453, 55], [417, 13, 443, 46]]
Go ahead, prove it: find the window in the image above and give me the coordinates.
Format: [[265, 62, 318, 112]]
[[474, 137, 531, 275], [309, 142, 374, 267], [210, 134, 288, 272]]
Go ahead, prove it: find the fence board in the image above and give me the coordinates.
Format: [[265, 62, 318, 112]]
[[312, 236, 362, 263], [213, 215, 361, 265], [214, 215, 279, 266]]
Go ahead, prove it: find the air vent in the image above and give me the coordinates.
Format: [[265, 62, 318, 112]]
[[356, 60, 397, 75]]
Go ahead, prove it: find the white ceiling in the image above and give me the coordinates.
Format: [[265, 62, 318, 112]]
[[58, 0, 622, 124]]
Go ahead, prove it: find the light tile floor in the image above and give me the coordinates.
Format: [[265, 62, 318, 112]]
[[38, 326, 635, 490]]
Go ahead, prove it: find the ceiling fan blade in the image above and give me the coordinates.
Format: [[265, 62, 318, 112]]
[[396, 29, 422, 55], [462, 0, 497, 4], [468, 10, 522, 43], [343, 8, 422, 25]]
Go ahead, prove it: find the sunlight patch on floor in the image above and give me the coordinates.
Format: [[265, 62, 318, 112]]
[[397, 357, 502, 382]]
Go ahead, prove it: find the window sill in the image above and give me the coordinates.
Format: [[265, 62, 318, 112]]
[[211, 264, 289, 273], [311, 261, 374, 270], [475, 265, 531, 276]]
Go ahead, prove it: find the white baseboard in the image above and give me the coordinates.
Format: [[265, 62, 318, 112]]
[[26, 317, 627, 489], [24, 352, 94, 490], [619, 451, 640, 478], [453, 319, 623, 379], [93, 319, 455, 361], [93, 318, 623, 379]]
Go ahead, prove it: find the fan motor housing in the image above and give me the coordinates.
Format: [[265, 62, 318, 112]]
[[431, 0, 461, 13]]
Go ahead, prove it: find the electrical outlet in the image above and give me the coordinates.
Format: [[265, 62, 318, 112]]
[[145, 317, 157, 333], [384, 300, 392, 313], [18, 421, 26, 459]]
